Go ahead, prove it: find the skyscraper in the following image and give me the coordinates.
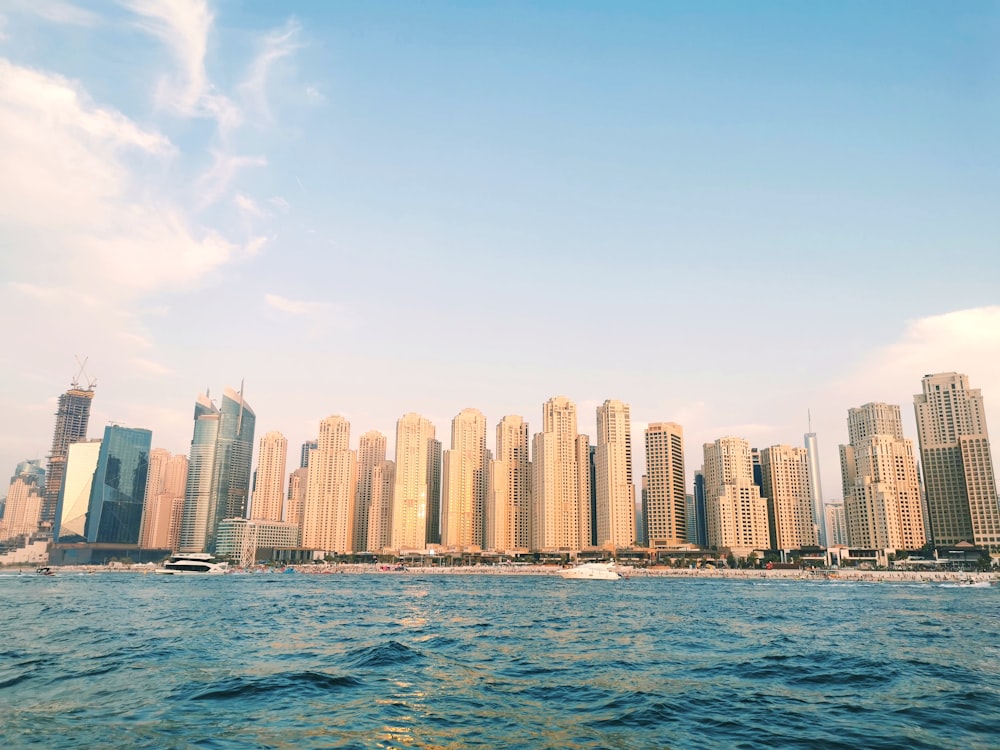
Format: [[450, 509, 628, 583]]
[[914, 372, 1000, 551], [367, 460, 395, 553], [441, 408, 488, 548], [42, 379, 95, 530], [1, 461, 45, 542], [391, 413, 436, 551], [804, 431, 827, 547], [179, 386, 256, 553], [302, 416, 357, 554], [53, 440, 102, 542], [285, 467, 308, 535], [703, 437, 771, 552], [487, 415, 531, 552], [595, 400, 635, 549], [251, 431, 288, 522], [84, 425, 152, 545], [839, 402, 925, 550], [759, 445, 817, 550], [139, 449, 188, 550], [355, 431, 387, 552], [300, 440, 317, 469], [644, 422, 686, 548], [531, 396, 589, 551]]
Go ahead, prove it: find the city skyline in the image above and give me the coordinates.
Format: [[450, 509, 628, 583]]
[[1, 1, 998, 504]]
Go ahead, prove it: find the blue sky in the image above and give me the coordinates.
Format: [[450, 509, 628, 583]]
[[1, 0, 998, 497]]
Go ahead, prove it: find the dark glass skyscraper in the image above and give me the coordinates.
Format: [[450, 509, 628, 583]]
[[84, 426, 152, 544], [42, 384, 95, 530], [179, 386, 256, 553]]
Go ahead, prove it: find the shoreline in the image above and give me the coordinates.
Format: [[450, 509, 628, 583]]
[[3, 563, 996, 585]]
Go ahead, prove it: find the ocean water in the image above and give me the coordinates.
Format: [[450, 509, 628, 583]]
[[1, 572, 998, 749]]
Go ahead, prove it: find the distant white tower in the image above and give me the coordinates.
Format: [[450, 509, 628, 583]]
[[804, 419, 827, 546]]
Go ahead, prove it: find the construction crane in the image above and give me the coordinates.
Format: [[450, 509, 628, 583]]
[[71, 355, 97, 391]]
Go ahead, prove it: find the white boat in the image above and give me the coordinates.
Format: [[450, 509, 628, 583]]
[[155, 553, 229, 575], [560, 561, 621, 580]]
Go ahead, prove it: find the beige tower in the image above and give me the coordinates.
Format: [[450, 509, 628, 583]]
[[140, 449, 188, 550], [703, 437, 771, 552], [914, 372, 1000, 551], [441, 408, 488, 549], [595, 400, 635, 549], [531, 396, 589, 551], [759, 445, 817, 550], [355, 431, 387, 552], [302, 416, 357, 554], [286, 467, 308, 533], [391, 413, 436, 551], [367, 460, 396, 553], [251, 431, 288, 522], [644, 422, 686, 547], [488, 415, 531, 552], [839, 403, 925, 550]]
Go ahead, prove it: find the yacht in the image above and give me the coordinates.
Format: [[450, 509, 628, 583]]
[[559, 561, 621, 580], [155, 553, 229, 575]]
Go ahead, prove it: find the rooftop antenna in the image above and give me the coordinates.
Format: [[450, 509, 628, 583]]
[[808, 409, 812, 433], [71, 355, 97, 391], [237, 377, 246, 433]]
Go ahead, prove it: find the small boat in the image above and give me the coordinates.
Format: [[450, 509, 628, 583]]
[[560, 561, 621, 580], [35, 566, 55, 577], [940, 579, 991, 588], [155, 553, 229, 575]]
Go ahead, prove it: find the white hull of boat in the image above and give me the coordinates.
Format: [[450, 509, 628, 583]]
[[560, 562, 621, 580]]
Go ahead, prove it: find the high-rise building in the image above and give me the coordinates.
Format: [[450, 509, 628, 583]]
[[804, 431, 827, 547], [179, 386, 256, 553], [581, 438, 595, 547], [426, 437, 442, 545], [53, 440, 102, 542], [825, 502, 848, 546], [285, 467, 308, 533], [42, 380, 96, 530], [759, 445, 817, 550], [300, 440, 317, 469], [441, 408, 488, 549], [644, 422, 686, 548], [302, 416, 357, 554], [914, 372, 1000, 551], [702, 437, 771, 552], [487, 415, 531, 552], [595, 400, 635, 549], [692, 470, 707, 547], [1, 461, 45, 542], [251, 431, 288, 522], [391, 413, 436, 551], [355, 431, 387, 552], [139, 449, 188, 550], [637, 475, 648, 547], [367, 460, 395, 553], [84, 425, 152, 545], [839, 402, 925, 550], [531, 396, 589, 551]]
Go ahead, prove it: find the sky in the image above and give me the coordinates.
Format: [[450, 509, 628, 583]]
[[1, 0, 998, 502]]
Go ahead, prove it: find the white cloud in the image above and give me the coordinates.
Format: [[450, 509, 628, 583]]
[[8, 0, 100, 27], [268, 196, 291, 213], [197, 150, 267, 207], [264, 293, 330, 316], [238, 19, 303, 122]]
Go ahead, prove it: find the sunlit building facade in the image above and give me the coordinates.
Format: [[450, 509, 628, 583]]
[[703, 437, 771, 552], [391, 413, 436, 551], [83, 425, 152, 545], [595, 400, 635, 549], [441, 408, 488, 549], [42, 383, 95, 529], [759, 445, 817, 550], [251, 431, 288, 522], [53, 439, 102, 543], [487, 415, 531, 552], [644, 422, 686, 548], [355, 430, 387, 552], [302, 416, 357, 554], [532, 396, 589, 551]]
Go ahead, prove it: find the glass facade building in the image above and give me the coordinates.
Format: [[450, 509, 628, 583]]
[[53, 440, 102, 543], [85, 426, 152, 544]]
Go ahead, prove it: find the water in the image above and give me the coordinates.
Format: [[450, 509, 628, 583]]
[[2, 573, 998, 749]]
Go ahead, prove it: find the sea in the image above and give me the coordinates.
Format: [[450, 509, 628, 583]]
[[1, 571, 998, 749]]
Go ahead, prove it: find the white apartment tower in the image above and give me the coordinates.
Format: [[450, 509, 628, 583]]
[[644, 422, 686, 547], [251, 431, 288, 522], [839, 403, 926, 550], [286, 467, 308, 533], [441, 409, 489, 549], [302, 416, 358, 554], [804, 431, 827, 547], [391, 413, 436, 551], [702, 437, 771, 552], [914, 372, 1000, 551], [595, 400, 635, 549], [531, 396, 589, 551], [759, 445, 817, 550], [355, 430, 387, 552], [487, 415, 531, 552]]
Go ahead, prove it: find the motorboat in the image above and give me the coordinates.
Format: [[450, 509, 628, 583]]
[[560, 561, 621, 580], [36, 566, 55, 576], [155, 553, 230, 575]]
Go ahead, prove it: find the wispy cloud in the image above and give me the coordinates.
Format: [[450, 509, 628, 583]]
[[8, 0, 100, 27], [264, 293, 330, 316], [238, 19, 303, 122]]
